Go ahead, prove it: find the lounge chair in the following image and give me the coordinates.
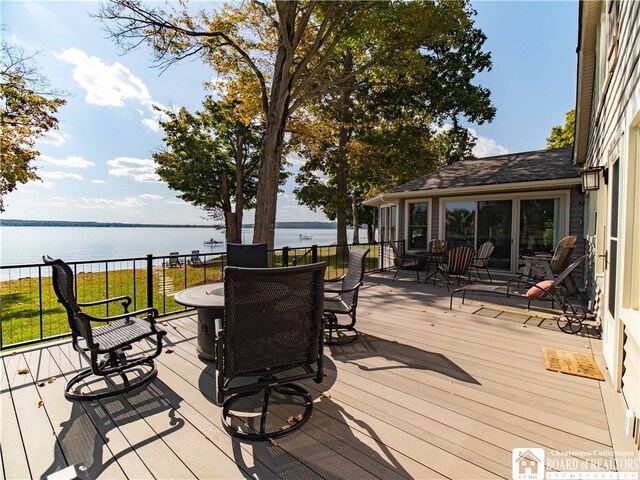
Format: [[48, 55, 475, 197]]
[[226, 242, 268, 268], [191, 250, 203, 267], [450, 255, 588, 333], [43, 255, 166, 400], [469, 240, 495, 283], [324, 248, 369, 345], [215, 262, 326, 440]]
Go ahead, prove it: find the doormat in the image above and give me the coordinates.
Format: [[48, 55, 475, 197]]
[[542, 347, 605, 381]]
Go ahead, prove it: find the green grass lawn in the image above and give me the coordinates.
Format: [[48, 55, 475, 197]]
[[0, 245, 380, 348]]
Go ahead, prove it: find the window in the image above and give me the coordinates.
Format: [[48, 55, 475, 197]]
[[380, 205, 397, 242], [519, 198, 561, 257], [407, 201, 429, 250], [444, 201, 475, 247]]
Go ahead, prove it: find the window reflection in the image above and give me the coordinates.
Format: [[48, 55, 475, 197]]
[[445, 202, 475, 248], [408, 202, 428, 249]]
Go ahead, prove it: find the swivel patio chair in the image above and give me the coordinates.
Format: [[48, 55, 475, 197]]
[[226, 242, 268, 268], [215, 262, 326, 441], [324, 248, 369, 345], [43, 255, 166, 400], [390, 242, 421, 283], [436, 245, 475, 290], [468, 240, 495, 283], [450, 255, 588, 334]]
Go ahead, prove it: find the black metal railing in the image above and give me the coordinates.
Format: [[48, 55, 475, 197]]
[[0, 241, 387, 350]]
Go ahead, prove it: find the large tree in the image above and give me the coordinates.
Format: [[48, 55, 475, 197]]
[[546, 109, 575, 149], [98, 0, 492, 248], [154, 97, 262, 243], [0, 38, 66, 211]]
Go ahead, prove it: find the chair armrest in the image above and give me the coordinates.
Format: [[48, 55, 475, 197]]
[[78, 295, 132, 310], [324, 282, 363, 295], [77, 307, 159, 324], [324, 276, 345, 284]]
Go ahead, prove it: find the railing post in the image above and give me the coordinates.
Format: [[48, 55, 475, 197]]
[[380, 240, 385, 271], [282, 246, 289, 267], [311, 245, 318, 264], [146, 254, 153, 309]]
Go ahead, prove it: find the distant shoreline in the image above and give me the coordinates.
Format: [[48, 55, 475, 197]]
[[0, 219, 338, 229]]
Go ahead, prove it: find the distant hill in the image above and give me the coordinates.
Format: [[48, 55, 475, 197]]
[[1, 219, 337, 229]]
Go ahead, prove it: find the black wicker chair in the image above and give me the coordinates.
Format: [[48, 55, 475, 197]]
[[215, 262, 326, 441], [43, 256, 166, 401], [324, 248, 369, 345], [226, 242, 268, 268]]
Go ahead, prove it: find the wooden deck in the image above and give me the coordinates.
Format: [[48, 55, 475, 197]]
[[2, 272, 638, 479]]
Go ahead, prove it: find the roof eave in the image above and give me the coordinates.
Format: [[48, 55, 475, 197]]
[[365, 178, 581, 203]]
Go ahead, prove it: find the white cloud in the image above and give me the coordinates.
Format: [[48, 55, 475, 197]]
[[47, 196, 146, 210], [140, 194, 162, 200], [40, 131, 66, 147], [39, 171, 83, 180], [53, 48, 172, 133], [468, 128, 509, 158], [92, 180, 106, 184], [54, 48, 151, 107], [107, 157, 160, 183], [38, 154, 94, 168]]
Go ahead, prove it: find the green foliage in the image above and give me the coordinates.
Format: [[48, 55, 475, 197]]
[[153, 97, 264, 243], [292, 0, 494, 230], [0, 38, 66, 211], [546, 109, 575, 149]]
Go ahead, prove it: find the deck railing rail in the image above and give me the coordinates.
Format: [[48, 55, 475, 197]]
[[0, 241, 399, 350]]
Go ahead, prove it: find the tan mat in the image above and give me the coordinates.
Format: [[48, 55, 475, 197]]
[[542, 347, 605, 381]]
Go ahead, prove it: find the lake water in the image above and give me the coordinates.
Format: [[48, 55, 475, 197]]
[[0, 226, 369, 266]]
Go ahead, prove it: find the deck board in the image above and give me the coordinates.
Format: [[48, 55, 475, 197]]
[[2, 273, 633, 479]]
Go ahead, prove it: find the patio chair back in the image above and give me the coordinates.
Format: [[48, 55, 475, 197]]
[[472, 241, 495, 268], [168, 251, 181, 268], [549, 235, 577, 273], [446, 246, 476, 276], [338, 248, 369, 307], [221, 262, 326, 379], [389, 241, 404, 268], [45, 256, 86, 338], [226, 243, 268, 268], [428, 239, 446, 254], [191, 250, 203, 266]]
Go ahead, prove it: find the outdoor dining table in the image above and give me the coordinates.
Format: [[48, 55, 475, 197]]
[[415, 251, 447, 283], [174, 283, 224, 360]]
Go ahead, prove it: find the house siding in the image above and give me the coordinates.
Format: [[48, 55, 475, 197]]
[[578, 0, 640, 449]]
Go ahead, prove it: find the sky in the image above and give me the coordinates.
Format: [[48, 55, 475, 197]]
[[0, 0, 578, 225]]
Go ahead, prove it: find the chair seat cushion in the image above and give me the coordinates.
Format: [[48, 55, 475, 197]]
[[93, 317, 155, 352], [525, 280, 555, 298], [324, 296, 350, 314]]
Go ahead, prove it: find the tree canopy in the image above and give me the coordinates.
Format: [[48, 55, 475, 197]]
[[98, 1, 494, 246], [546, 109, 575, 149], [0, 37, 66, 211], [153, 97, 263, 243]]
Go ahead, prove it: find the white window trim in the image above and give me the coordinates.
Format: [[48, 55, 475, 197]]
[[437, 190, 571, 273], [404, 199, 432, 251]]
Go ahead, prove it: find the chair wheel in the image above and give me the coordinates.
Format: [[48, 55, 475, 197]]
[[557, 314, 583, 334]]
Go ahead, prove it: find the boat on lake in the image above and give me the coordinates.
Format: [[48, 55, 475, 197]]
[[204, 238, 224, 245], [299, 234, 312, 240]]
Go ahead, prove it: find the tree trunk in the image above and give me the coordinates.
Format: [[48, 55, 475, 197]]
[[351, 191, 359, 244], [234, 129, 246, 243], [253, 3, 296, 249], [335, 50, 353, 255]]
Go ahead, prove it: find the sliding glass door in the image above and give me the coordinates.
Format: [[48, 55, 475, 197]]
[[444, 201, 475, 247], [477, 200, 513, 270], [518, 198, 560, 258]]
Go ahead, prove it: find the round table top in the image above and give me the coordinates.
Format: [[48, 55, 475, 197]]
[[174, 283, 224, 308]]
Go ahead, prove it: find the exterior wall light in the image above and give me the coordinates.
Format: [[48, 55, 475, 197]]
[[580, 167, 602, 191]]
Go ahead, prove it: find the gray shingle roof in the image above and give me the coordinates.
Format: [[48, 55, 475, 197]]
[[389, 146, 579, 193]]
